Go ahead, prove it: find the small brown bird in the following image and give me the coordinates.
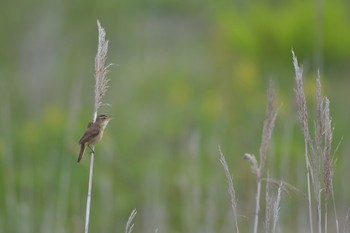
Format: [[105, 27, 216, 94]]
[[78, 114, 111, 162]]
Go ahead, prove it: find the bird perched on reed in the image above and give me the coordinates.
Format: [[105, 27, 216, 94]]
[[78, 114, 111, 162]]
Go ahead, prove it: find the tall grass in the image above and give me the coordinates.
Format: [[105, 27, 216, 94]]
[[87, 51, 346, 232], [244, 82, 279, 233], [293, 50, 339, 233], [215, 52, 344, 233], [219, 145, 239, 233], [84, 20, 112, 233]]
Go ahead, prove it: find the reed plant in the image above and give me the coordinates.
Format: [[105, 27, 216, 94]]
[[293, 50, 338, 233], [244, 82, 279, 233], [83, 20, 112, 233], [215, 52, 344, 233]]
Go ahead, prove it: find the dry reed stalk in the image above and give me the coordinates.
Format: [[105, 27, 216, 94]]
[[315, 73, 324, 233], [84, 20, 111, 233], [293, 51, 339, 233], [264, 177, 272, 233], [324, 97, 331, 233], [331, 187, 339, 233], [315, 72, 324, 175], [292, 50, 314, 233], [125, 209, 137, 233], [323, 97, 332, 203], [272, 182, 283, 233], [219, 145, 240, 233], [258, 82, 278, 178], [324, 97, 339, 233], [244, 82, 278, 233]]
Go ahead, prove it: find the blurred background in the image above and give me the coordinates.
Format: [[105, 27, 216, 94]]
[[1, 0, 350, 232]]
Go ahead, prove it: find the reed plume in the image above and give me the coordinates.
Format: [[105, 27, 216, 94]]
[[244, 82, 278, 233], [292, 51, 338, 233]]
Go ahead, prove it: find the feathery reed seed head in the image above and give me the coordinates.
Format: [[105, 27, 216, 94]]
[[94, 20, 112, 115], [258, 82, 278, 177]]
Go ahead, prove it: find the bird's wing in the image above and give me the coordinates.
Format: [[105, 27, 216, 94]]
[[86, 121, 93, 128], [79, 125, 100, 144]]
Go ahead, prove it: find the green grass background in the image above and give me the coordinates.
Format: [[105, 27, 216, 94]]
[[1, 0, 350, 232]]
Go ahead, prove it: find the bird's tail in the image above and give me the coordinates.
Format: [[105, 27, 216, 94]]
[[77, 143, 85, 163]]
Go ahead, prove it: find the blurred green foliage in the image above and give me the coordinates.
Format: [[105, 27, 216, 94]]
[[1, 0, 350, 232]]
